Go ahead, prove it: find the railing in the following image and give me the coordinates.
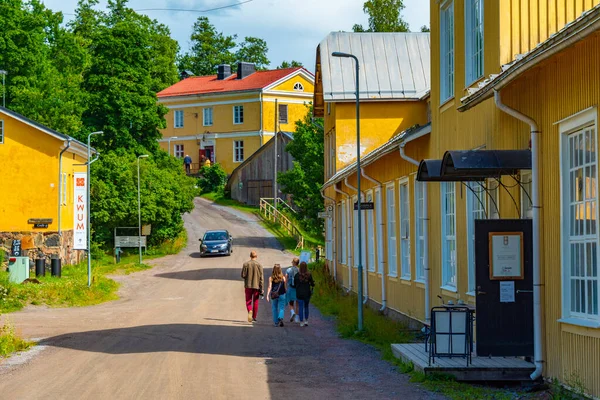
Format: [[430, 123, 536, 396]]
[[261, 197, 297, 214], [259, 198, 305, 250]]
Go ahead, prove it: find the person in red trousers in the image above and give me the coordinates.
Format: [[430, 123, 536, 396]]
[[241, 251, 264, 323]]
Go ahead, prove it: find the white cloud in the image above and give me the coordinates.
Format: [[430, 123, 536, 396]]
[[41, 0, 429, 71]]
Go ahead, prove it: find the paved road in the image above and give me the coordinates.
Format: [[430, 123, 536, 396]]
[[0, 198, 440, 400]]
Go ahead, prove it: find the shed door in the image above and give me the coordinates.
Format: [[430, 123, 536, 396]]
[[246, 180, 273, 206]]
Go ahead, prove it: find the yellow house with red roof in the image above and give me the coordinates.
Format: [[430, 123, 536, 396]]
[[157, 62, 314, 174]]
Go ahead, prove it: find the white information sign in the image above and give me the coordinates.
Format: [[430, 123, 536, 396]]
[[490, 233, 524, 280], [499, 281, 515, 303], [73, 173, 87, 250], [299, 250, 311, 264]]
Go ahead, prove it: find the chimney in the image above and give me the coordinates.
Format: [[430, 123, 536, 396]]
[[180, 70, 195, 80], [217, 64, 232, 80], [237, 62, 256, 79]]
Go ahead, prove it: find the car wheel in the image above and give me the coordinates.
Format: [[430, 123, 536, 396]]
[[227, 248, 232, 256]]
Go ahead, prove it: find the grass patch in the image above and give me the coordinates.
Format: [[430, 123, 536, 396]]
[[0, 321, 33, 358], [200, 192, 260, 215], [308, 261, 533, 400]]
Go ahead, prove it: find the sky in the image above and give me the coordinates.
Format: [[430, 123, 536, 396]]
[[40, 0, 430, 72]]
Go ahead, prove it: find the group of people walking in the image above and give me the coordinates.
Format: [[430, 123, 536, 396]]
[[241, 251, 315, 327]]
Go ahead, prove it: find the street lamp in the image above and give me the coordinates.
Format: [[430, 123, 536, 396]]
[[168, 136, 178, 156], [87, 131, 103, 287], [0, 70, 7, 108], [332, 51, 363, 331], [137, 154, 149, 265]]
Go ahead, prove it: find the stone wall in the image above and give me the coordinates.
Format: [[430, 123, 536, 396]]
[[0, 230, 85, 265]]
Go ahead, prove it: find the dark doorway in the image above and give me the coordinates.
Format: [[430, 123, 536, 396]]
[[475, 219, 533, 357]]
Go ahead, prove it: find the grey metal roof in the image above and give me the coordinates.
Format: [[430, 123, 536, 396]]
[[318, 32, 431, 102]]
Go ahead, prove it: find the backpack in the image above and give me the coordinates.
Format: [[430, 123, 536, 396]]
[[287, 267, 299, 288]]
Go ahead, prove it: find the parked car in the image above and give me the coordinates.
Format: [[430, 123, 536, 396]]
[[199, 230, 233, 257]]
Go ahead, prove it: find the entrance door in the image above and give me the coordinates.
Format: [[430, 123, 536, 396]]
[[204, 146, 214, 163], [247, 180, 273, 206], [475, 219, 533, 357]]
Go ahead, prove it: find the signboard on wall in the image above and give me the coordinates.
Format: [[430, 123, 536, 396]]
[[73, 173, 87, 250]]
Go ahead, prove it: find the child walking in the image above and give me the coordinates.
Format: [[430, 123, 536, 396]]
[[294, 262, 315, 327], [266, 264, 287, 327]]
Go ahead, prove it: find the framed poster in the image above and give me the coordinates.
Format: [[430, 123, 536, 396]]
[[489, 232, 524, 280]]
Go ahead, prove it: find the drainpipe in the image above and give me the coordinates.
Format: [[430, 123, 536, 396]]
[[58, 139, 72, 238], [494, 90, 543, 381], [259, 92, 264, 144], [334, 184, 352, 292], [361, 168, 385, 311], [399, 143, 430, 324], [345, 177, 368, 302], [321, 190, 337, 281]]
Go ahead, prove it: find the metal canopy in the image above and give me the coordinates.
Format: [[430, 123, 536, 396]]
[[442, 150, 532, 179], [417, 159, 484, 182]]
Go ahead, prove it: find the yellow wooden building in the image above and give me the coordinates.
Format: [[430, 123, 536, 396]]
[[157, 63, 314, 174], [0, 107, 91, 264]]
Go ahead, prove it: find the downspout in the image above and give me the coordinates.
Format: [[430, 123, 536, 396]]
[[494, 90, 542, 380], [361, 168, 385, 311], [321, 190, 337, 281], [399, 143, 430, 324], [259, 91, 264, 144], [335, 184, 352, 292], [345, 177, 368, 302], [58, 139, 72, 238]]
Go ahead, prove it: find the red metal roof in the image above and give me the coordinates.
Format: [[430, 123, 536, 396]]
[[157, 67, 310, 98]]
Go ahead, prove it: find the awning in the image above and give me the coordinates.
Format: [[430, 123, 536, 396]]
[[417, 159, 484, 182], [442, 149, 531, 179]]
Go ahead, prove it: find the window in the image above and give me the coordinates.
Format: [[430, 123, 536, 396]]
[[278, 104, 288, 124], [561, 110, 599, 323], [174, 144, 184, 158], [400, 180, 411, 279], [466, 182, 487, 293], [353, 196, 359, 268], [465, 0, 484, 84], [488, 179, 500, 219], [441, 182, 457, 289], [367, 192, 375, 272], [233, 105, 244, 124], [386, 185, 397, 277], [415, 180, 426, 281], [440, 1, 455, 102], [341, 201, 348, 264], [174, 110, 184, 128], [326, 217, 333, 261], [375, 188, 384, 274], [203, 108, 213, 126], [0, 120, 4, 143], [234, 140, 244, 162], [293, 82, 304, 91], [521, 171, 533, 219]]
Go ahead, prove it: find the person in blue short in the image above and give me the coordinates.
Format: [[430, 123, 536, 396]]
[[285, 257, 300, 323]]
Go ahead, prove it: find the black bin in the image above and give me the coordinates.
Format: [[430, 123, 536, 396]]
[[35, 258, 46, 277], [51, 255, 61, 277]]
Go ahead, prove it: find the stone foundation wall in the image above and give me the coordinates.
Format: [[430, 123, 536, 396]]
[[0, 230, 86, 266]]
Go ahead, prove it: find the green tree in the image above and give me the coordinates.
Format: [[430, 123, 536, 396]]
[[353, 0, 409, 32], [235, 37, 270, 70], [278, 106, 324, 234], [198, 163, 228, 194], [277, 60, 303, 69], [421, 25, 431, 32]]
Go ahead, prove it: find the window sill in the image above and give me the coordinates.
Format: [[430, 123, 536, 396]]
[[439, 97, 455, 112], [415, 281, 425, 289], [400, 278, 412, 286], [465, 291, 476, 297], [388, 275, 398, 281], [558, 317, 600, 329], [233, 122, 244, 125], [414, 279, 425, 284]]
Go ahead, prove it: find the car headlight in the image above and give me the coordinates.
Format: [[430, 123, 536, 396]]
[[201, 244, 207, 250], [220, 243, 228, 249]]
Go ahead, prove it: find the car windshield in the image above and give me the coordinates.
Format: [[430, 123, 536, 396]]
[[204, 232, 228, 241]]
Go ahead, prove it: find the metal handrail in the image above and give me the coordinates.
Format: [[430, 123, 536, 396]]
[[261, 197, 297, 214], [259, 198, 305, 249]]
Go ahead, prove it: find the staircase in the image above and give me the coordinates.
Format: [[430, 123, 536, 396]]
[[259, 198, 305, 250]]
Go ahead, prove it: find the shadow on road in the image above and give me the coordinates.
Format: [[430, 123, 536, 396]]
[[232, 236, 284, 251], [155, 268, 242, 281]]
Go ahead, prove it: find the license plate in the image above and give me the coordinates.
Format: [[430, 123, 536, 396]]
[[211, 250, 219, 253]]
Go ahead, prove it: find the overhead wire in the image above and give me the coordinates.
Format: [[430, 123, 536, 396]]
[[60, 0, 254, 16]]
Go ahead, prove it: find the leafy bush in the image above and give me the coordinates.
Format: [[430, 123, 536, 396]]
[[0, 322, 32, 358], [198, 163, 227, 194]]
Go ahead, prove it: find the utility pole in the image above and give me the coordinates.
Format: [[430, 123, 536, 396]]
[[273, 99, 278, 218]]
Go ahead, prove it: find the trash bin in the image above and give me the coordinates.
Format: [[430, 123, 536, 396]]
[[8, 256, 30, 283], [51, 254, 61, 277], [35, 258, 46, 277]]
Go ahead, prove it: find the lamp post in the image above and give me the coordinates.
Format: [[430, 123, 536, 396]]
[[87, 131, 103, 287], [332, 51, 363, 331], [0, 70, 7, 108], [168, 136, 178, 156], [137, 154, 149, 265]]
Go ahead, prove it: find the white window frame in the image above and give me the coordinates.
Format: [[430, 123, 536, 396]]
[[293, 82, 304, 91], [367, 191, 375, 272], [466, 182, 487, 294], [174, 144, 184, 159], [560, 107, 600, 326], [203, 107, 213, 126], [326, 216, 333, 261], [441, 181, 457, 290], [440, 1, 455, 102], [278, 104, 288, 124], [233, 105, 244, 125], [415, 179, 426, 282], [0, 120, 4, 144], [375, 188, 384, 274], [174, 110, 184, 128], [233, 140, 244, 163], [341, 201, 348, 265], [520, 170, 533, 219], [399, 179, 411, 280], [386, 183, 398, 277], [465, 0, 484, 85]]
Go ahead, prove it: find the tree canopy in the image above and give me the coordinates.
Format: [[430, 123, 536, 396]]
[[277, 60, 303, 69], [353, 0, 409, 33]]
